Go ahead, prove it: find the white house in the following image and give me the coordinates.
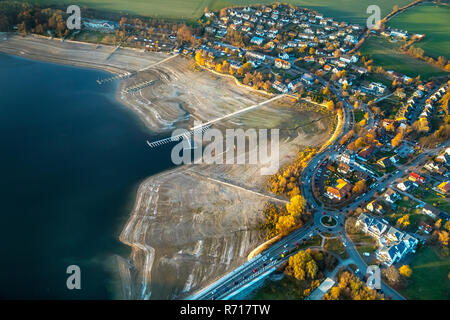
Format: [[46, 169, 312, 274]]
[[357, 213, 418, 266]]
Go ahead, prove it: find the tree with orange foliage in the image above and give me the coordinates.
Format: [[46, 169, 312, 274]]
[[352, 180, 366, 195], [347, 141, 356, 151], [276, 215, 296, 235], [399, 265, 412, 277], [391, 131, 403, 148], [354, 137, 366, 149], [340, 130, 354, 145], [326, 100, 335, 111]]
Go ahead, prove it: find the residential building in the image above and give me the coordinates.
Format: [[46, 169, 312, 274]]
[[366, 200, 385, 214], [397, 180, 412, 192], [422, 204, 440, 220], [437, 181, 450, 194], [408, 172, 425, 184], [337, 163, 350, 175], [356, 213, 418, 266], [326, 179, 352, 201], [384, 188, 400, 204], [377, 157, 391, 168]]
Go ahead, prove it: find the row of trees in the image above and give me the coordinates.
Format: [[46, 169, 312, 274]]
[[261, 195, 309, 239], [268, 147, 316, 197], [0, 2, 70, 37], [324, 270, 385, 300], [401, 41, 450, 72], [383, 264, 412, 289]]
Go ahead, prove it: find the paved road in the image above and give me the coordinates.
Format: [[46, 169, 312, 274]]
[[189, 69, 448, 300], [189, 221, 316, 300]]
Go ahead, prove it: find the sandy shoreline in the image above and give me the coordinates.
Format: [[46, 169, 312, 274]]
[[0, 33, 332, 299]]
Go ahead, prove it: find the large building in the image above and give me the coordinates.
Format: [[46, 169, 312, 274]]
[[356, 213, 418, 266], [326, 179, 352, 201]]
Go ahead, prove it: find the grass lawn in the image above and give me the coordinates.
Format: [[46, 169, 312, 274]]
[[20, 0, 412, 23], [349, 231, 378, 256], [387, 3, 450, 60], [354, 109, 365, 123], [410, 187, 450, 213], [372, 97, 403, 119], [297, 234, 322, 250], [386, 196, 431, 231], [360, 36, 448, 80], [401, 246, 450, 300], [249, 274, 314, 300], [324, 238, 349, 259]]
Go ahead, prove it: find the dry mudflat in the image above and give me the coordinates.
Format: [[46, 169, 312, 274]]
[[0, 34, 331, 299]]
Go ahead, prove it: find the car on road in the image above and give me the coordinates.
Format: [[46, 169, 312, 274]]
[[253, 268, 258, 273]]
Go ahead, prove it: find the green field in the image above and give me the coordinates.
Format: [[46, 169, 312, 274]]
[[19, 0, 411, 23], [360, 36, 448, 79], [401, 246, 450, 300], [388, 3, 450, 60]]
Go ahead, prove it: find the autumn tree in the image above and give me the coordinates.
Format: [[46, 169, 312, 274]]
[[397, 214, 410, 229], [276, 215, 296, 236], [287, 250, 318, 280], [438, 230, 449, 247], [444, 220, 450, 232], [286, 195, 306, 218], [391, 131, 403, 148], [340, 130, 354, 145], [195, 50, 205, 66], [382, 265, 401, 285], [399, 265, 412, 278], [354, 137, 366, 149], [326, 100, 335, 111], [352, 180, 366, 195]]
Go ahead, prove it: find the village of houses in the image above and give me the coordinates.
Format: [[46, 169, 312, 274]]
[[79, 3, 450, 278]]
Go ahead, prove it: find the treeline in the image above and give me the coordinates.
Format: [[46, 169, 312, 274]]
[[323, 270, 385, 300], [0, 1, 200, 46], [400, 40, 450, 72], [0, 1, 71, 37], [268, 147, 316, 197]]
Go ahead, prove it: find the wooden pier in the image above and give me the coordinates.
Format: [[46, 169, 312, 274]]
[[122, 80, 155, 93], [146, 125, 211, 149], [96, 71, 134, 85]]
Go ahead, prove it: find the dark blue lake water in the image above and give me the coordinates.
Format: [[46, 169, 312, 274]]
[[0, 53, 174, 299]]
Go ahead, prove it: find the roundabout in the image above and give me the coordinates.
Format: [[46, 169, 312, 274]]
[[320, 215, 337, 228]]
